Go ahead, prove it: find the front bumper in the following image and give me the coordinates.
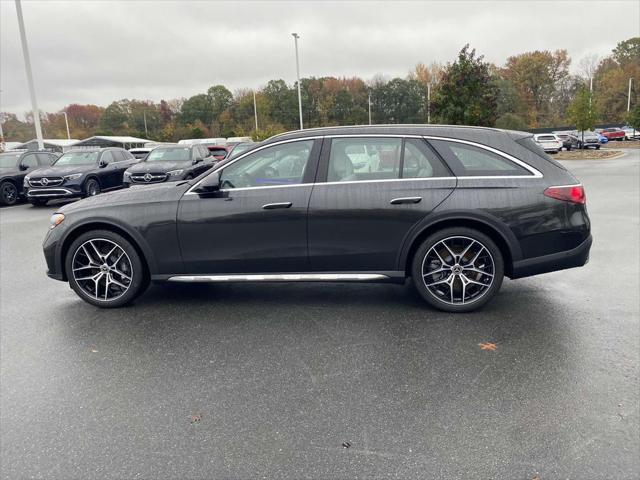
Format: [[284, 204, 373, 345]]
[[511, 234, 592, 279], [26, 185, 82, 200]]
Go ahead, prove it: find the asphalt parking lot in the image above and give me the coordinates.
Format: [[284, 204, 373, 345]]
[[1, 151, 638, 479]]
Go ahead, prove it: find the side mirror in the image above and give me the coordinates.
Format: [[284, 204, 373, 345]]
[[193, 171, 220, 195], [193, 157, 203, 164], [19, 163, 29, 171], [99, 160, 108, 168]]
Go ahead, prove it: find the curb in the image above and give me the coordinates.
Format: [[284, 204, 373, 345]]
[[557, 149, 626, 161]]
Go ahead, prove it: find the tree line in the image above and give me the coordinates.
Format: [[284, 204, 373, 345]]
[[2, 37, 638, 143]]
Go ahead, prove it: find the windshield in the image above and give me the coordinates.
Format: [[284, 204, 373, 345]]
[[229, 143, 254, 158], [54, 151, 99, 166], [146, 147, 192, 162], [537, 135, 556, 141], [0, 153, 22, 168]]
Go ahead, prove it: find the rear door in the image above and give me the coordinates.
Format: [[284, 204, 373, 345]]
[[307, 136, 457, 272]]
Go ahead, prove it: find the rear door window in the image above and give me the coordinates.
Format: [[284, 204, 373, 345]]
[[327, 137, 402, 182], [36, 153, 56, 165], [428, 140, 531, 177], [402, 139, 451, 178]]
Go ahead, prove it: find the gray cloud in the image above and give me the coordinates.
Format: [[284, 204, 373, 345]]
[[1, 0, 638, 115]]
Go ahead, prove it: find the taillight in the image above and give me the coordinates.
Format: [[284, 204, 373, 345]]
[[544, 184, 586, 204]]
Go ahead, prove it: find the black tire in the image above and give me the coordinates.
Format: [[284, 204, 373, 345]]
[[65, 229, 148, 308], [411, 227, 504, 313], [83, 178, 101, 198], [28, 198, 48, 206], [0, 181, 19, 206], [567, 146, 571, 151], [596, 145, 600, 150]]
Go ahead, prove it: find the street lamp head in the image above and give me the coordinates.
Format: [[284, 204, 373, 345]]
[[291, 32, 299, 39]]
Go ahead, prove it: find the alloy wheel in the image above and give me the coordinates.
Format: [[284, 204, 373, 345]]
[[421, 236, 495, 305], [1, 182, 18, 205], [71, 238, 133, 301]]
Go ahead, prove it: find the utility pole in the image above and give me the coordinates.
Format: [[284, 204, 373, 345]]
[[427, 83, 431, 124], [62, 111, 71, 140], [15, 0, 44, 150], [628, 78, 633, 112], [0, 113, 5, 151], [143, 111, 148, 137], [291, 33, 303, 130], [368, 92, 372, 125], [253, 90, 259, 131]]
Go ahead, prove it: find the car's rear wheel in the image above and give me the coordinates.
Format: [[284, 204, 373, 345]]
[[411, 228, 504, 312], [596, 145, 600, 150], [28, 198, 48, 206], [0, 181, 19, 206], [65, 230, 147, 308], [83, 178, 101, 197]]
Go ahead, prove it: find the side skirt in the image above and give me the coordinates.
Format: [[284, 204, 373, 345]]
[[156, 272, 406, 284]]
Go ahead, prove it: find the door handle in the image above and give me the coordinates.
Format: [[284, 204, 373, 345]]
[[262, 202, 293, 210], [390, 197, 422, 205]]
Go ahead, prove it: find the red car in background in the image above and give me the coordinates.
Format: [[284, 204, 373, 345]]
[[205, 144, 231, 161], [598, 128, 626, 141]]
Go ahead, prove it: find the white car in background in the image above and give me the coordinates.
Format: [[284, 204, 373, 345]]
[[533, 133, 562, 154], [622, 125, 639, 140]]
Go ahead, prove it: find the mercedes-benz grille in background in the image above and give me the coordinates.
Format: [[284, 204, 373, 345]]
[[43, 125, 591, 312]]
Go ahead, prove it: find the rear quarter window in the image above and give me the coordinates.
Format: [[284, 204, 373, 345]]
[[428, 139, 532, 177], [516, 137, 567, 171]]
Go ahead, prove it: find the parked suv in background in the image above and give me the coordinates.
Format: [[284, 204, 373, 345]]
[[533, 134, 562, 153], [123, 144, 215, 186], [43, 125, 591, 313], [552, 132, 579, 151], [24, 148, 137, 206], [0, 150, 58, 205], [573, 131, 601, 149]]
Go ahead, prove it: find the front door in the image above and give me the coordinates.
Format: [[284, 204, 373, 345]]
[[177, 139, 321, 274], [307, 136, 457, 272]]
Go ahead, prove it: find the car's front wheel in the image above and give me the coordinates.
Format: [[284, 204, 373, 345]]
[[0, 181, 19, 206], [65, 230, 148, 308], [411, 228, 504, 312]]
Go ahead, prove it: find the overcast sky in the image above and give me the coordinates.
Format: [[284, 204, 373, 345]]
[[1, 0, 638, 115]]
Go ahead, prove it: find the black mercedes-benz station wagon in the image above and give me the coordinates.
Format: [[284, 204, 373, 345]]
[[42, 125, 591, 312]]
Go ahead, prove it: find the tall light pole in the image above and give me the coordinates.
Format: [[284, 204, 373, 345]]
[[15, 0, 44, 150], [253, 90, 259, 131], [291, 33, 303, 130], [143, 111, 148, 137], [628, 77, 633, 112], [62, 111, 71, 140], [427, 83, 432, 124]]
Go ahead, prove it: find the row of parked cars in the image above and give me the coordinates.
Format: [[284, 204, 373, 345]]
[[0, 139, 256, 206], [533, 126, 638, 153]]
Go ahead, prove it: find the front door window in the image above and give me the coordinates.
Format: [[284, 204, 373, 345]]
[[219, 140, 314, 189]]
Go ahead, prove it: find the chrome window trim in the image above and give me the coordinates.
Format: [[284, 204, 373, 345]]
[[185, 133, 543, 196], [422, 135, 543, 178]]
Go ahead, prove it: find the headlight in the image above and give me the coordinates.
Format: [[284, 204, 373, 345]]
[[124, 171, 132, 178], [50, 213, 65, 229], [24, 176, 30, 187], [63, 173, 82, 181], [167, 169, 184, 176]]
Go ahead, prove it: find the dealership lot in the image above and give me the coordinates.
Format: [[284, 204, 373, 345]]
[[1, 152, 638, 478]]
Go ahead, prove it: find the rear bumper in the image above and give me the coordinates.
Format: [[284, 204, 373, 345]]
[[511, 234, 592, 279]]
